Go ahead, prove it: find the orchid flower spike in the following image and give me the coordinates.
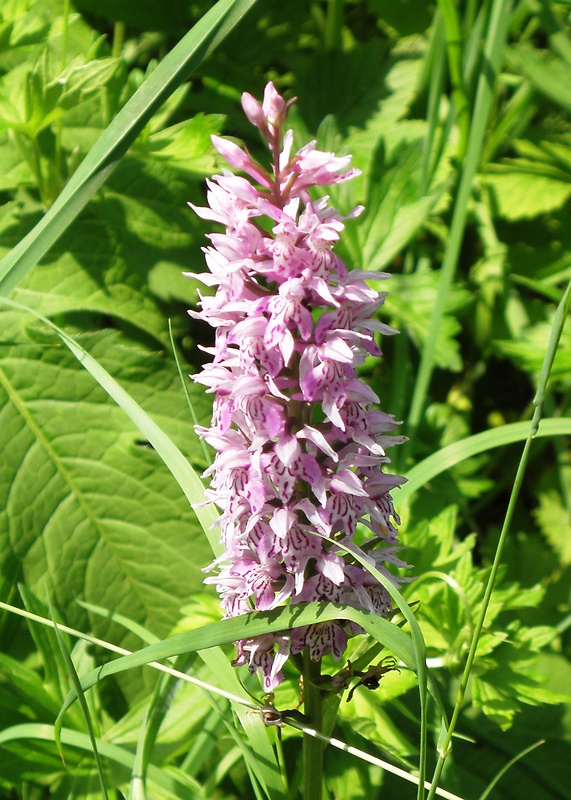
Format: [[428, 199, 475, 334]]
[[189, 82, 409, 691]]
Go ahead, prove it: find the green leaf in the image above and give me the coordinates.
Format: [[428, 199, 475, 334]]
[[0, 651, 61, 720], [384, 269, 472, 371], [141, 113, 225, 176], [493, 314, 571, 383], [342, 686, 418, 761], [506, 45, 571, 113], [484, 165, 571, 220], [534, 489, 571, 564], [0, 322, 213, 643]]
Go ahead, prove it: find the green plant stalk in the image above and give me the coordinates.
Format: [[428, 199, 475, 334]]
[[405, 0, 513, 455], [112, 21, 125, 59], [437, 0, 470, 160], [303, 654, 323, 800], [425, 280, 571, 800], [324, 0, 343, 50]]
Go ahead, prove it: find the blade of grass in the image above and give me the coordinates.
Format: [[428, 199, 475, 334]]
[[55, 603, 416, 722], [419, 14, 447, 195], [199, 647, 288, 800], [0, 599, 260, 711], [47, 597, 108, 798], [425, 280, 571, 800], [310, 532, 443, 800], [477, 740, 546, 800], [398, 416, 571, 503], [168, 319, 212, 468], [438, 0, 470, 159], [129, 654, 196, 800], [77, 600, 160, 646], [0, 0, 257, 297], [82, 578, 285, 797]]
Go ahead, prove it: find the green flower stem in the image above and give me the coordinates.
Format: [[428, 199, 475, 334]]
[[303, 654, 323, 800]]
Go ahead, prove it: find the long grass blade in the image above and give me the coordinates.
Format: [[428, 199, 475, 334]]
[[47, 598, 108, 799], [0, 723, 204, 800], [399, 417, 571, 502], [0, 0, 257, 297]]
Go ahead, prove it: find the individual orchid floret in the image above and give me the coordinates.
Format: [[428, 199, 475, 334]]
[[189, 82, 408, 692]]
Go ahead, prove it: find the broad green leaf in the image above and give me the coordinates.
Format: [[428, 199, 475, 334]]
[[323, 748, 383, 800], [293, 43, 422, 135], [367, 0, 433, 37], [383, 269, 472, 371], [507, 46, 571, 113], [534, 489, 571, 564], [484, 165, 571, 220], [0, 652, 61, 719], [493, 314, 571, 383], [140, 113, 225, 176], [342, 687, 418, 761], [0, 323, 213, 644]]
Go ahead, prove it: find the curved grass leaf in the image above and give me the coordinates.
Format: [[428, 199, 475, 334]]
[[0, 0, 257, 297], [49, 601, 108, 798], [406, 0, 513, 443], [426, 282, 571, 800], [56, 602, 416, 726], [198, 647, 288, 800], [399, 417, 571, 503]]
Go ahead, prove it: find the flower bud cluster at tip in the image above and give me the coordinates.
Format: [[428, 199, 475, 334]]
[[188, 81, 410, 691]]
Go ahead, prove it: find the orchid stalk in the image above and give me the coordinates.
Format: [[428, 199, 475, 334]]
[[188, 82, 408, 795]]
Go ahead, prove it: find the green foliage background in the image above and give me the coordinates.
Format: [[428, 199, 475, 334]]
[[0, 1, 570, 799]]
